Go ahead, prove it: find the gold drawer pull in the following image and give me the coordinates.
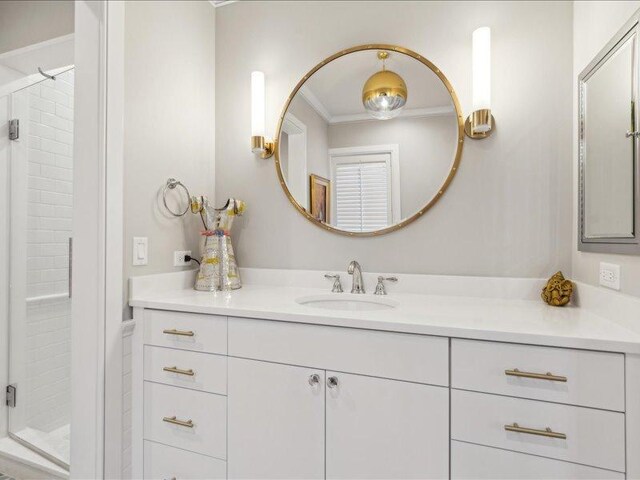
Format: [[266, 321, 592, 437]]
[[162, 416, 194, 428], [505, 368, 567, 382], [163, 328, 195, 337], [163, 366, 195, 376], [505, 423, 566, 439]]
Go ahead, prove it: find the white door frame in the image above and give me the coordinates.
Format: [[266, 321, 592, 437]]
[[71, 1, 124, 479], [328, 144, 401, 225], [282, 112, 308, 209]]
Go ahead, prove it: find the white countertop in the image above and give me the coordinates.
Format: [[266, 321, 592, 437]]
[[129, 270, 640, 354]]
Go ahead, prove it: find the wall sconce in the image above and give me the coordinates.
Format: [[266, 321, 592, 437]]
[[465, 27, 495, 139], [251, 71, 274, 158]]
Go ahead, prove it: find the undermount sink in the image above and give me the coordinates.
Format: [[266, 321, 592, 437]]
[[296, 294, 398, 312]]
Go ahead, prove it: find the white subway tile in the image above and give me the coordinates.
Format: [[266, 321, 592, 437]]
[[29, 108, 41, 122], [29, 135, 41, 149], [53, 232, 72, 244], [28, 162, 41, 176], [40, 191, 72, 206], [55, 154, 72, 168], [39, 217, 72, 232], [41, 269, 66, 283], [41, 165, 72, 182], [55, 129, 73, 145], [27, 215, 39, 230], [30, 176, 56, 192], [30, 149, 56, 165], [54, 79, 73, 97], [55, 103, 73, 120], [40, 244, 68, 256], [28, 189, 41, 202], [40, 85, 69, 106], [40, 138, 70, 156], [30, 95, 55, 114], [40, 112, 73, 133], [31, 122, 56, 140]]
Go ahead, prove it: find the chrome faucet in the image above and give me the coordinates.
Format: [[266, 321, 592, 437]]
[[347, 260, 365, 294]]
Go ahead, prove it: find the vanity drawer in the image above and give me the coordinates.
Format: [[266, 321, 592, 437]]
[[228, 317, 449, 386], [144, 381, 226, 459], [451, 441, 624, 479], [144, 309, 227, 354], [144, 345, 227, 395], [451, 390, 625, 472], [451, 339, 624, 411], [144, 440, 226, 480]]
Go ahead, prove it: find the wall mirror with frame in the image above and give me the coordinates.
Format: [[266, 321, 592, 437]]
[[579, 15, 640, 254], [274, 45, 464, 237]]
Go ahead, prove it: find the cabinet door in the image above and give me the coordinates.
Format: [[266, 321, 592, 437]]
[[326, 372, 449, 479], [228, 357, 325, 479]]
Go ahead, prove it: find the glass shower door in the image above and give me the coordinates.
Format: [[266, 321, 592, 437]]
[[7, 69, 74, 470]]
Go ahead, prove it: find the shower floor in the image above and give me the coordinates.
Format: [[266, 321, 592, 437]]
[[11, 424, 69, 470]]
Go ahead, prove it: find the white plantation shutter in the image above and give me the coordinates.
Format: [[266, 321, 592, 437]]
[[334, 155, 390, 232]]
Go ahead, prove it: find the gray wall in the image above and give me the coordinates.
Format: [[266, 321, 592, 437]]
[[215, 1, 573, 278], [123, 1, 216, 317], [0, 1, 74, 55], [328, 115, 457, 217], [572, 0, 640, 297], [288, 95, 329, 179]]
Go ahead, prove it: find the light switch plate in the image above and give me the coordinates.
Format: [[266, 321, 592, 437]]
[[133, 237, 148, 266], [599, 262, 620, 290]]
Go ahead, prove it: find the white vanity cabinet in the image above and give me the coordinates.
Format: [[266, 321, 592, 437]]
[[227, 359, 449, 480], [325, 371, 448, 479], [227, 358, 326, 479], [451, 339, 628, 479], [227, 318, 450, 479], [131, 306, 638, 480]]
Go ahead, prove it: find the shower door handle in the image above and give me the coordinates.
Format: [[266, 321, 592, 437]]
[[68, 237, 73, 298]]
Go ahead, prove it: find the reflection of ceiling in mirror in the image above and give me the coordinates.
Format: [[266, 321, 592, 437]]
[[300, 50, 454, 124]]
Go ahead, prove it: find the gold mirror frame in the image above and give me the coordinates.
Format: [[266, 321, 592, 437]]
[[274, 44, 465, 237]]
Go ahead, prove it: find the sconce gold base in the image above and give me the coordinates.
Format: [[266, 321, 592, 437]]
[[251, 135, 275, 159], [464, 109, 495, 139]]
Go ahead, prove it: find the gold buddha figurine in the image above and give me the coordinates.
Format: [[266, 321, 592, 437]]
[[541, 271, 573, 307]]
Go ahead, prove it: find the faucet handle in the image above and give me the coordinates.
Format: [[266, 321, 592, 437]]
[[324, 274, 343, 293], [374, 276, 398, 295]]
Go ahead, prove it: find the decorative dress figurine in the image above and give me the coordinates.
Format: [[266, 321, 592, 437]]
[[193, 197, 246, 291]]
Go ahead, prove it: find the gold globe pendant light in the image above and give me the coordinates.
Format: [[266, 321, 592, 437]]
[[362, 51, 408, 120]]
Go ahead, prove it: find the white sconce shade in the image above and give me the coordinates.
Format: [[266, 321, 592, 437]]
[[251, 71, 266, 138], [472, 27, 491, 114], [250, 71, 274, 158]]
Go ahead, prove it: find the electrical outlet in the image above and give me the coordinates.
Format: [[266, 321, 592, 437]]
[[599, 262, 620, 290], [173, 250, 192, 267]]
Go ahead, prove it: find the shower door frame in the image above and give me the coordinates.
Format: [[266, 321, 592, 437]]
[[0, 84, 10, 444], [6, 68, 76, 471]]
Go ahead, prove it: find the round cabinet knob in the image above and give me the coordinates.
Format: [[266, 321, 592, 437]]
[[308, 373, 321, 386], [327, 376, 339, 388]]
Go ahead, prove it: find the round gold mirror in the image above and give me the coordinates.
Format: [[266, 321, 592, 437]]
[[274, 44, 464, 236]]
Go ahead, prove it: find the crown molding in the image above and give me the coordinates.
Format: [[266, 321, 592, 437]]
[[298, 85, 333, 123], [208, 0, 236, 8], [330, 105, 455, 125]]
